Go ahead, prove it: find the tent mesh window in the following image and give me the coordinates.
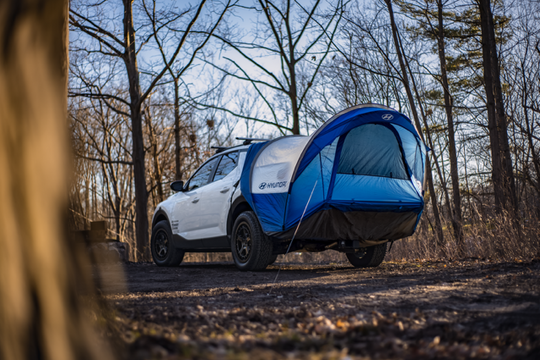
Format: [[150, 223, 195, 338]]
[[391, 124, 425, 181], [337, 124, 409, 179]]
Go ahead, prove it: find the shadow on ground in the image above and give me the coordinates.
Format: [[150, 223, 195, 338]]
[[98, 259, 540, 359]]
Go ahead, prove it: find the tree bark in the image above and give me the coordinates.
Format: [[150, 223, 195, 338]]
[[174, 77, 183, 180], [426, 159, 445, 250], [147, 111, 164, 204], [437, 0, 463, 247], [289, 58, 300, 134], [85, 177, 91, 229], [478, 0, 517, 216], [0, 0, 112, 359], [385, 0, 446, 251], [123, 0, 149, 261]]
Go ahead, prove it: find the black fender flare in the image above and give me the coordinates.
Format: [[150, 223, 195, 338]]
[[227, 195, 253, 237], [152, 209, 170, 229]]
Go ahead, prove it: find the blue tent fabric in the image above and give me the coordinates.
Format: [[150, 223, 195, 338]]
[[240, 141, 267, 217], [251, 193, 288, 232], [332, 175, 420, 203], [239, 104, 427, 242], [285, 158, 326, 228], [292, 106, 420, 181]]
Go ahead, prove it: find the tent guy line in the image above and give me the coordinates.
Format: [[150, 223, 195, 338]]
[[268, 179, 319, 295]]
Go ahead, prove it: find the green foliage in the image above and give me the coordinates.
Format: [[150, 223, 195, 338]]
[[399, 0, 512, 105], [424, 89, 443, 101]]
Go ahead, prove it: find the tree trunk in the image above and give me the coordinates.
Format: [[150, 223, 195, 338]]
[[523, 103, 540, 197], [0, 0, 112, 359], [123, 0, 149, 261], [85, 177, 91, 229], [426, 159, 445, 251], [385, 0, 446, 251], [437, 0, 463, 247], [518, 44, 540, 196], [174, 77, 183, 180], [289, 60, 300, 135], [147, 112, 164, 204], [291, 91, 300, 135], [115, 195, 122, 241], [478, 0, 517, 215]]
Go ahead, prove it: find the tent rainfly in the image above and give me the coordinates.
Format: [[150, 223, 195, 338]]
[[240, 104, 428, 246]]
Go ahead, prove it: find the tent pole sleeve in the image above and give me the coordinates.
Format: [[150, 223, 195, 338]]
[[326, 134, 347, 201], [383, 123, 414, 178]]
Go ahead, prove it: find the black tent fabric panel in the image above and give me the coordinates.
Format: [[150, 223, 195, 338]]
[[275, 209, 419, 243], [337, 124, 408, 179]]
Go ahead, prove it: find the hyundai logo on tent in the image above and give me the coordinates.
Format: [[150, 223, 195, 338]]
[[240, 104, 428, 244]]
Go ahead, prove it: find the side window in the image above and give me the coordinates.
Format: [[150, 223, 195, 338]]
[[186, 157, 220, 191], [213, 151, 239, 182]]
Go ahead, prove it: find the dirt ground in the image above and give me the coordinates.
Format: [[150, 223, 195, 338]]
[[97, 258, 540, 359]]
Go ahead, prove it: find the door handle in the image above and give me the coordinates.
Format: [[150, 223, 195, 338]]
[[220, 187, 230, 193], [191, 197, 200, 203]]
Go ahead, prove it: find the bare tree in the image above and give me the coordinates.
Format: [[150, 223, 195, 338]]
[[69, 0, 227, 260], [435, 0, 463, 244], [145, 0, 231, 180], [478, 0, 518, 216], [383, 0, 447, 251], [308, 11, 406, 119], [397, 0, 464, 247], [207, 0, 345, 135], [70, 93, 136, 253]]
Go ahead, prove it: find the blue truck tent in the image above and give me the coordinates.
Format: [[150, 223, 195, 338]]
[[240, 104, 427, 245]]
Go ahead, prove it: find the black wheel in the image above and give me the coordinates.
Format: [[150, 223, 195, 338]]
[[151, 220, 184, 267], [267, 254, 278, 266], [231, 211, 273, 271], [346, 243, 387, 268]]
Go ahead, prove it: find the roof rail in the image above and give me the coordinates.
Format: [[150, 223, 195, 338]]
[[236, 137, 270, 145], [211, 146, 230, 154], [211, 138, 270, 154]]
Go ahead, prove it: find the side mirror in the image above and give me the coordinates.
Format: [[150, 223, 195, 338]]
[[170, 180, 184, 192]]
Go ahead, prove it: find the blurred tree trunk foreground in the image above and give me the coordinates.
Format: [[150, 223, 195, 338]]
[[0, 1, 112, 359]]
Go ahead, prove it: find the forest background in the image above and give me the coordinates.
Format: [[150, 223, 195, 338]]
[[68, 0, 540, 263]]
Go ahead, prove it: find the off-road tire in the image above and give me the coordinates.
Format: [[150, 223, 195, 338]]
[[346, 242, 387, 268], [231, 211, 273, 271], [151, 220, 185, 267], [267, 254, 278, 266]]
